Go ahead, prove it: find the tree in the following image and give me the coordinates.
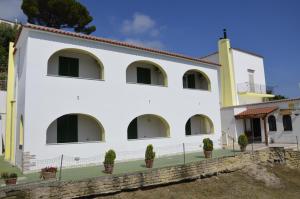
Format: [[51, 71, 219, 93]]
[[21, 0, 96, 34], [0, 23, 18, 71], [269, 94, 287, 101]]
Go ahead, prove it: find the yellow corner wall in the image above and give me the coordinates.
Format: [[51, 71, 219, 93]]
[[218, 39, 237, 107], [4, 42, 16, 163]]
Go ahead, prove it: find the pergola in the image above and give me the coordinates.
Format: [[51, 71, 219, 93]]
[[235, 106, 278, 145]]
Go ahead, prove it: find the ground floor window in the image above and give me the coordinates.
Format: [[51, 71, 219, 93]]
[[268, 115, 277, 131], [46, 114, 104, 144], [127, 114, 170, 140], [282, 115, 292, 131], [185, 114, 214, 135]]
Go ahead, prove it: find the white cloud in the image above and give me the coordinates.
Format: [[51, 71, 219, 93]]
[[124, 38, 164, 49], [0, 0, 25, 22], [121, 13, 159, 36]]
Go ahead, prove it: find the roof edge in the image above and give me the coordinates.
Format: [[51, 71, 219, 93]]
[[18, 23, 221, 67]]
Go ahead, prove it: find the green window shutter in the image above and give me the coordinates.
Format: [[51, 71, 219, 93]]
[[185, 119, 191, 135], [57, 115, 78, 143], [187, 74, 195, 88], [70, 58, 79, 77], [128, 118, 138, 139], [137, 67, 151, 84], [59, 56, 79, 77], [59, 57, 69, 76]]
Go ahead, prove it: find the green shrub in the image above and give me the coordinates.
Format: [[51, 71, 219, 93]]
[[1, 172, 17, 179], [104, 149, 116, 165], [238, 134, 248, 147], [145, 144, 156, 160], [203, 138, 213, 151]]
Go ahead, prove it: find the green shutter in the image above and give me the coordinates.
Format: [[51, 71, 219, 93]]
[[128, 118, 138, 139], [137, 67, 151, 84], [59, 56, 79, 77], [57, 115, 78, 143], [185, 119, 191, 135], [187, 74, 195, 88], [59, 57, 69, 76]]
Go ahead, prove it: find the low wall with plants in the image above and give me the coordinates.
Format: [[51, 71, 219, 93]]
[[0, 149, 299, 199]]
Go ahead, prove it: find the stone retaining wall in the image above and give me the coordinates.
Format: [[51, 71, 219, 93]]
[[0, 149, 299, 199]]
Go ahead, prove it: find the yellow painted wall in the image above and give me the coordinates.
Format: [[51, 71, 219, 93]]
[[4, 42, 16, 163], [218, 39, 237, 107]]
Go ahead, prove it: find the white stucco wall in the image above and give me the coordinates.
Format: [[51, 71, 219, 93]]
[[14, 28, 222, 170]]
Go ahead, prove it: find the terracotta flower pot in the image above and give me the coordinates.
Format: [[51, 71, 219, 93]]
[[240, 145, 247, 152], [145, 159, 154, 168], [204, 150, 212, 158], [41, 171, 57, 180], [5, 178, 17, 185], [104, 163, 114, 174]]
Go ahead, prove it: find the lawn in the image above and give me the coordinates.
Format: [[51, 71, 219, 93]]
[[0, 149, 237, 185]]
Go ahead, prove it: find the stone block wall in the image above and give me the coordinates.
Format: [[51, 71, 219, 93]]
[[0, 149, 299, 199]]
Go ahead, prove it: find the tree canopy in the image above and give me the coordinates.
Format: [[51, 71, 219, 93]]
[[21, 0, 96, 34], [0, 23, 18, 70]]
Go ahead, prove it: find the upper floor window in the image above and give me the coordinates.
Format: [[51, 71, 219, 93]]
[[48, 49, 104, 80], [282, 115, 292, 131], [182, 70, 210, 91], [126, 61, 168, 86], [268, 115, 277, 131], [59, 56, 79, 77]]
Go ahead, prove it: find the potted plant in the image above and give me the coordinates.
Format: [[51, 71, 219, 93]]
[[145, 144, 156, 168], [238, 134, 248, 152], [40, 167, 58, 180], [203, 138, 213, 158], [1, 172, 18, 185], [103, 149, 116, 174]]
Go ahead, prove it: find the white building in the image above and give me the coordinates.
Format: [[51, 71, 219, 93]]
[[4, 24, 222, 171], [202, 30, 300, 146]]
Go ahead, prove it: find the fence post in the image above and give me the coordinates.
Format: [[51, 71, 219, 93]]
[[296, 136, 299, 152], [183, 143, 186, 164], [59, 154, 64, 181]]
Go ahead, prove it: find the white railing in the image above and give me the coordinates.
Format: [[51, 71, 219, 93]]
[[237, 82, 268, 94]]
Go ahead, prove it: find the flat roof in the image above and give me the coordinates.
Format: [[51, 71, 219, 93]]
[[200, 48, 264, 59], [16, 24, 220, 67]]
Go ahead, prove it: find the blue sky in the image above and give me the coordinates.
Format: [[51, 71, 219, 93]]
[[1, 0, 300, 97]]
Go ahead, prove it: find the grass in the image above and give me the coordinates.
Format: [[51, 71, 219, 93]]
[[0, 149, 237, 185]]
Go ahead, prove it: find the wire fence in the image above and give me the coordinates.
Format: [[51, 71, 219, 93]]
[[1, 138, 298, 187], [0, 142, 241, 187]]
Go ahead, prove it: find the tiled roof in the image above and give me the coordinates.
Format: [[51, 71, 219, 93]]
[[235, 106, 278, 119], [17, 24, 220, 67]]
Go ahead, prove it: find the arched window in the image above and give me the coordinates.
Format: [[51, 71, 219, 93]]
[[282, 115, 292, 131], [46, 114, 104, 144], [127, 114, 170, 139], [183, 70, 210, 91], [185, 114, 214, 135], [47, 49, 104, 80], [126, 61, 168, 86], [268, 115, 277, 131]]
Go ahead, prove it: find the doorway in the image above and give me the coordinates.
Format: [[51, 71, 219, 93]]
[[250, 118, 262, 143]]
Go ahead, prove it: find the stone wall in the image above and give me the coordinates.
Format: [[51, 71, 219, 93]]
[[0, 149, 299, 199]]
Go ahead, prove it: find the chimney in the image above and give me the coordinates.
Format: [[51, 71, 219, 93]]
[[223, 29, 227, 39]]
